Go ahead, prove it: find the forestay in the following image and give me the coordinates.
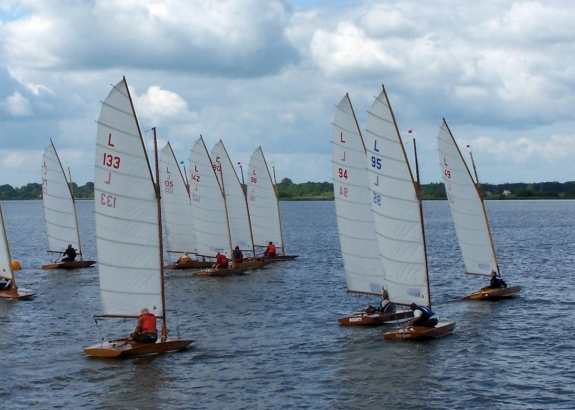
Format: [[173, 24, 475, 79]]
[[211, 141, 254, 253], [438, 119, 498, 276], [159, 143, 197, 254], [42, 141, 81, 253], [94, 78, 163, 317], [332, 94, 384, 295], [189, 137, 231, 257], [246, 147, 283, 250], [365, 88, 430, 307]]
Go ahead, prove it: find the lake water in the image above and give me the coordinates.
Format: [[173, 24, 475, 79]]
[[1, 199, 573, 409]]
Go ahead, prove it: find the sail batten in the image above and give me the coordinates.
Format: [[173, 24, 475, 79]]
[[94, 78, 163, 317], [438, 119, 498, 276], [365, 87, 431, 307]]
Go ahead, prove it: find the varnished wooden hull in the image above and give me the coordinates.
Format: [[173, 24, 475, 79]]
[[231, 259, 272, 270], [84, 338, 193, 358], [193, 267, 249, 276], [0, 288, 36, 300], [338, 310, 413, 326], [384, 322, 456, 341], [461, 285, 521, 301], [42, 260, 97, 270], [164, 260, 213, 270], [261, 254, 299, 262]]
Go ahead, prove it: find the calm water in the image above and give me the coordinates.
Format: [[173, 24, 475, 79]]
[[1, 199, 574, 409]]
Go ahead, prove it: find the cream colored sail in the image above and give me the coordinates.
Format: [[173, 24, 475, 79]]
[[246, 148, 284, 253], [160, 142, 197, 254], [211, 140, 254, 254], [332, 94, 384, 295], [94, 78, 163, 317], [365, 87, 431, 307], [42, 141, 82, 255], [438, 119, 498, 276], [0, 205, 15, 284], [189, 137, 232, 257]]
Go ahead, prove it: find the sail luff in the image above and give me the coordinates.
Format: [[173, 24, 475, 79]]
[[332, 93, 385, 295], [365, 85, 431, 307], [65, 166, 84, 261], [438, 119, 498, 276]]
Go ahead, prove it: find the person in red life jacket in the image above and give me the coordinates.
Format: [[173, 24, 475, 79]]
[[232, 246, 243, 263], [213, 252, 229, 268], [263, 242, 276, 256], [131, 308, 158, 343], [407, 303, 438, 327]]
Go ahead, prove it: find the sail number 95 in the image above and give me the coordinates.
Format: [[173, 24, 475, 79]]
[[371, 156, 381, 169]]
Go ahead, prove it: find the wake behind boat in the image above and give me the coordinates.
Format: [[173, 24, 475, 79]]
[[84, 77, 192, 358], [365, 86, 455, 340], [438, 119, 521, 301], [41, 140, 96, 270], [332, 93, 412, 326]]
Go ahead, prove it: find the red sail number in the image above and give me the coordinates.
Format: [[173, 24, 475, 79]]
[[103, 153, 121, 169]]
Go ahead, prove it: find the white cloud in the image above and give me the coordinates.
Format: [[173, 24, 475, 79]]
[[2, 91, 32, 116]]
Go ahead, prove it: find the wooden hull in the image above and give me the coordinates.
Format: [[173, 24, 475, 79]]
[[164, 260, 213, 270], [231, 259, 272, 270], [193, 267, 249, 276], [338, 310, 413, 326], [461, 285, 521, 301], [261, 254, 299, 262], [0, 288, 36, 300], [84, 338, 193, 358], [384, 322, 456, 341], [42, 260, 97, 270]]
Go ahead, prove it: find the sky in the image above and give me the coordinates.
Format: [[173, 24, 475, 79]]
[[1, 0, 575, 188]]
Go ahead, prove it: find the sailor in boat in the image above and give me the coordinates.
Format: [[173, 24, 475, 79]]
[[0, 277, 12, 290], [263, 242, 276, 257], [130, 308, 158, 343], [407, 303, 438, 327], [232, 246, 243, 264], [213, 252, 229, 268], [177, 252, 191, 264], [364, 288, 396, 314], [485, 269, 507, 290], [61, 244, 77, 262]]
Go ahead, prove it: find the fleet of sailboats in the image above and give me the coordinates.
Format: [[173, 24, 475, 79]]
[[438, 119, 521, 300], [365, 86, 455, 340], [84, 77, 192, 357], [332, 93, 412, 326], [41, 140, 96, 270]]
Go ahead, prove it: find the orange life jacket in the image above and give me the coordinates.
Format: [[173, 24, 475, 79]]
[[140, 312, 157, 333], [267, 244, 276, 255], [216, 253, 228, 266]]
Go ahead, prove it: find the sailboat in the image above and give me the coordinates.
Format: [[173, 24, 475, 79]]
[[0, 204, 35, 300], [160, 142, 212, 270], [246, 147, 298, 261], [187, 137, 248, 277], [41, 140, 96, 269], [211, 140, 269, 270], [84, 77, 192, 357], [365, 86, 455, 340], [437, 119, 521, 300], [332, 93, 412, 326]]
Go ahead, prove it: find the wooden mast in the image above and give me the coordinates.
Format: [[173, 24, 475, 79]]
[[215, 150, 234, 257], [234, 153, 256, 257], [271, 165, 287, 256], [0, 204, 17, 290]]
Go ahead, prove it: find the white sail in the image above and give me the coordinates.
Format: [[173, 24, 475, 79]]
[[159, 143, 197, 254], [94, 78, 163, 317], [438, 119, 498, 276], [0, 205, 15, 283], [246, 147, 284, 251], [41, 141, 81, 254], [365, 87, 430, 307], [332, 94, 384, 295], [189, 137, 231, 257], [211, 140, 254, 253]]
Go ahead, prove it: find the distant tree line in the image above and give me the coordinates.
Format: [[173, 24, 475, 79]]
[[0, 182, 95, 200], [1, 179, 574, 201]]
